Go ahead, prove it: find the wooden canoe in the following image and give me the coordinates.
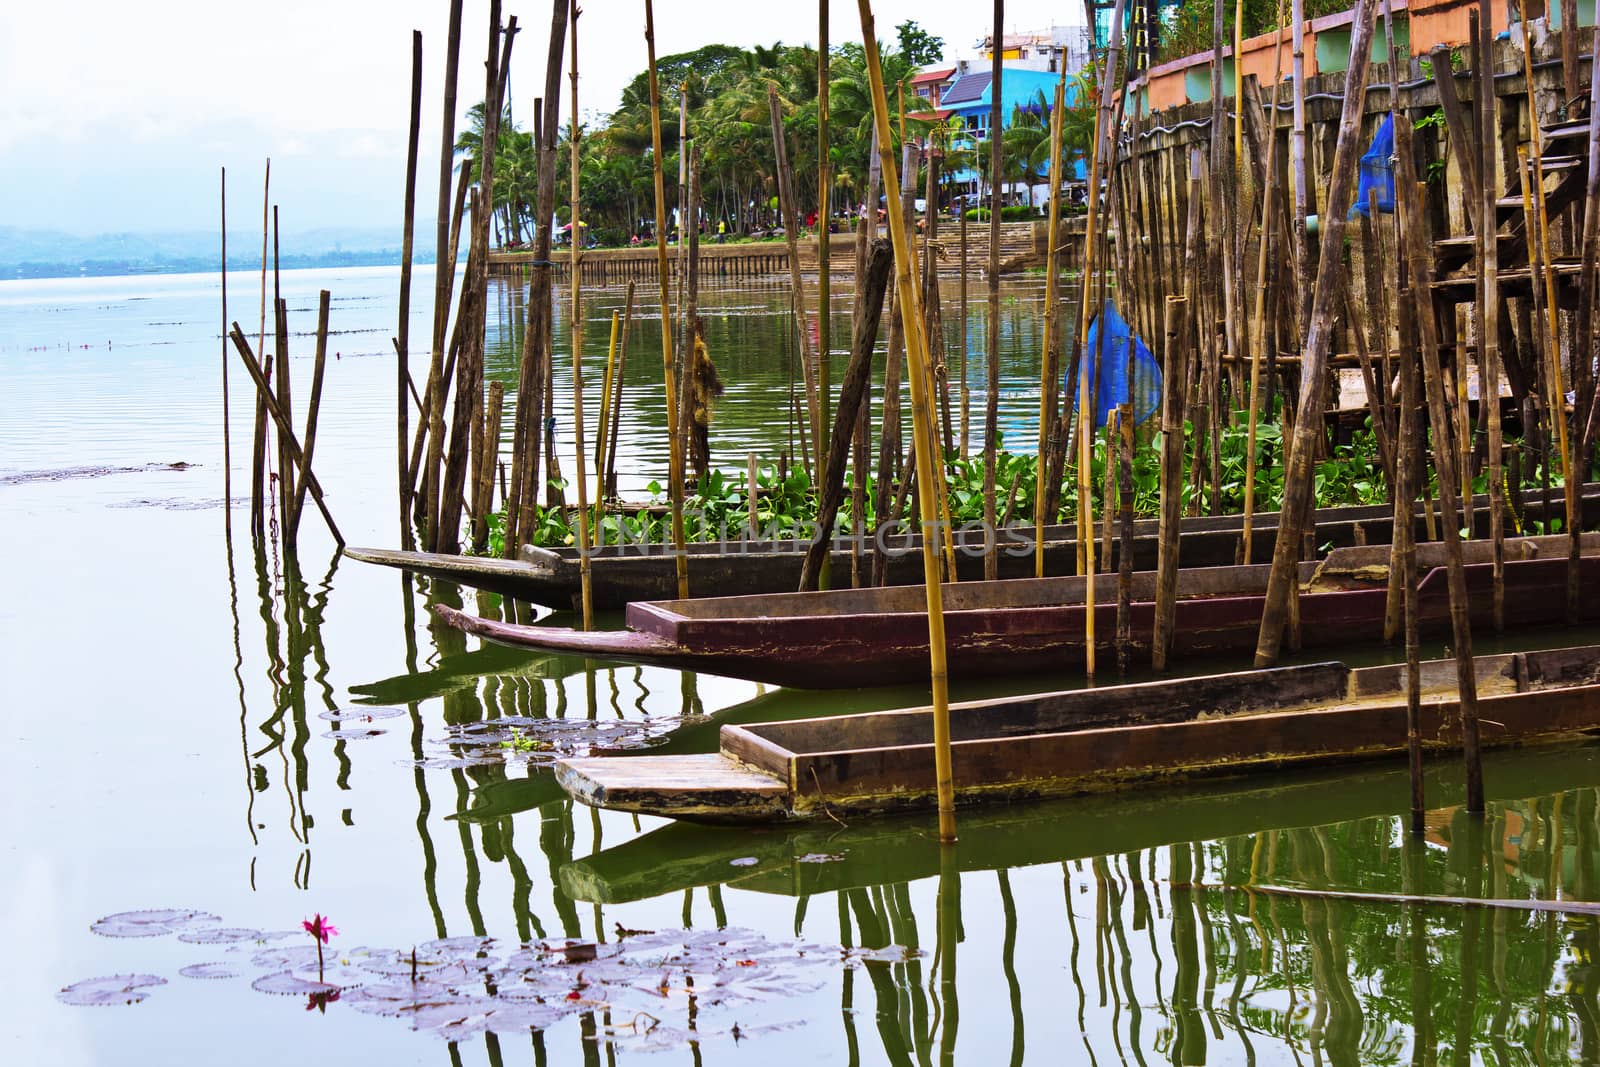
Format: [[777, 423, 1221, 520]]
[[347, 483, 1600, 610], [552, 641, 1600, 824], [557, 742, 1600, 903], [434, 533, 1599, 688]]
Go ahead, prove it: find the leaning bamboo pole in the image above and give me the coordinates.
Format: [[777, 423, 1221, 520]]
[[644, 0, 689, 599], [858, 0, 956, 843], [1253, 0, 1379, 666], [568, 0, 593, 630], [287, 289, 332, 546], [1074, 0, 1127, 682], [1035, 64, 1070, 579]]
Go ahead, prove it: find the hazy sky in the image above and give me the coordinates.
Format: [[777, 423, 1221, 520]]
[[1, 1, 1078, 237]]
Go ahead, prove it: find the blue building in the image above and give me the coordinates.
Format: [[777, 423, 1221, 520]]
[[932, 65, 1086, 197]]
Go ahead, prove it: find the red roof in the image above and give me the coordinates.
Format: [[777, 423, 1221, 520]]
[[911, 67, 956, 85]]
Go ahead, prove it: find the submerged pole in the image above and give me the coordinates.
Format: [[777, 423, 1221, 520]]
[[858, 0, 957, 843]]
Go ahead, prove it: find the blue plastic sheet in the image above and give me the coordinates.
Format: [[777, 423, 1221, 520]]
[[1072, 300, 1163, 432], [1349, 114, 1396, 218]]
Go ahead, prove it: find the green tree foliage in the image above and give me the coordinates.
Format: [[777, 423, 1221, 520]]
[[464, 23, 936, 249], [896, 20, 946, 67]]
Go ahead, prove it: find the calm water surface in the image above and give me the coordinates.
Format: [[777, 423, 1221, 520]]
[[5, 265, 1600, 1065]]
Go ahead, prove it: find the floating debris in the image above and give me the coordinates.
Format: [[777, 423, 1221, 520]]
[[1, 462, 196, 487], [57, 974, 167, 1006], [413, 715, 681, 770], [318, 707, 404, 723]]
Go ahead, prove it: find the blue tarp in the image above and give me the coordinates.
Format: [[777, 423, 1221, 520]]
[[1349, 114, 1396, 218], [1073, 300, 1163, 432]]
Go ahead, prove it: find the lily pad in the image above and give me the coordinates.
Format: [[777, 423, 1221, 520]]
[[252, 971, 342, 997], [58, 974, 168, 1006], [91, 909, 222, 938], [179, 963, 240, 980], [318, 707, 404, 722], [178, 927, 261, 945]]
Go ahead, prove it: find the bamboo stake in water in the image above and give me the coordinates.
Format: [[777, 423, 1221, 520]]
[[858, 0, 956, 843], [769, 86, 823, 479], [288, 290, 332, 546], [1075, 0, 1128, 682], [397, 30, 423, 552], [1253, 0, 1379, 666], [1240, 0, 1288, 564], [604, 281, 635, 499], [568, 0, 593, 631], [595, 309, 621, 512], [1035, 67, 1069, 579], [1153, 296, 1189, 670], [228, 325, 345, 547], [1475, 0, 1504, 630], [1395, 117, 1484, 811], [983, 0, 1003, 583], [644, 0, 689, 599], [1115, 403, 1134, 675], [250, 160, 271, 542], [818, 0, 832, 451], [221, 167, 232, 541]]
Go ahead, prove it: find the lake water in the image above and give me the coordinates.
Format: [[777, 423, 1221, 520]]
[[6, 264, 1600, 1065]]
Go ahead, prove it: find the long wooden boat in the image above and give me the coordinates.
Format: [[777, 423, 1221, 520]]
[[552, 642, 1600, 824], [434, 533, 1599, 688], [557, 741, 1600, 903], [347, 484, 1600, 610]]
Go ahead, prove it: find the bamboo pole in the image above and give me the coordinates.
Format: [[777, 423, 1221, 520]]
[[800, 239, 893, 590], [228, 325, 344, 547], [505, 0, 569, 557], [959, 206, 970, 458], [1240, 0, 1288, 564], [1396, 275, 1425, 834], [596, 309, 621, 507], [250, 160, 271, 542], [1475, 0, 1504, 630], [1395, 115, 1484, 810], [769, 86, 823, 480], [1531, 152, 1581, 623], [604, 281, 635, 498], [568, 0, 593, 631], [1153, 296, 1189, 670], [1253, 0, 1379, 666], [423, 0, 466, 550], [858, 0, 956, 843], [288, 289, 331, 546], [472, 379, 504, 552], [1035, 65, 1070, 579], [1576, 21, 1600, 458], [818, 0, 832, 454], [747, 452, 760, 540], [397, 30, 422, 552], [1075, 0, 1127, 682], [221, 167, 232, 541], [1289, 0, 1310, 344], [1115, 403, 1134, 675], [645, 0, 689, 599], [983, 0, 1003, 583]]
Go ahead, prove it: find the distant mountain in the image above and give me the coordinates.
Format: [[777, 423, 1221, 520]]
[[0, 225, 426, 280]]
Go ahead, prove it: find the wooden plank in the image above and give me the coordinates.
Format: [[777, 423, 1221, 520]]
[[554, 754, 788, 821]]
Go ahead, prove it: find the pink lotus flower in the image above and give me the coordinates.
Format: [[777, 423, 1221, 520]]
[[302, 914, 338, 944]]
